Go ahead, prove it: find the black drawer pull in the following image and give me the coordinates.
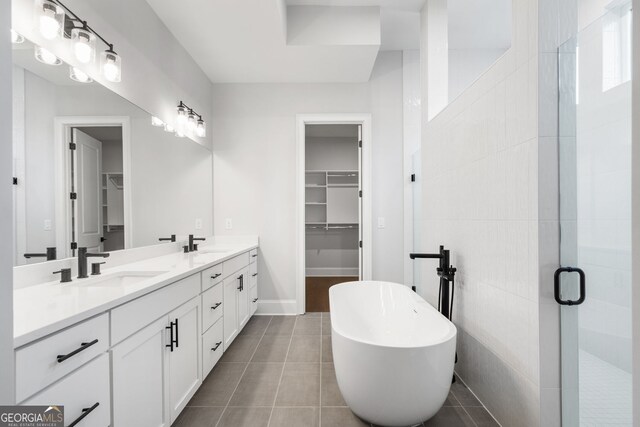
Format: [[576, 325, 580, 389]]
[[174, 318, 179, 348], [252, 273, 258, 277], [211, 302, 222, 310], [251, 254, 257, 258], [252, 298, 258, 303], [166, 320, 177, 352], [211, 341, 222, 351], [67, 402, 99, 427], [56, 339, 99, 363], [211, 273, 222, 279]]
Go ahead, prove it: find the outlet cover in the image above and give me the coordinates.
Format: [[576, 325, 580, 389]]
[[225, 218, 233, 230], [195, 218, 203, 230], [377, 217, 385, 229], [44, 219, 52, 231]]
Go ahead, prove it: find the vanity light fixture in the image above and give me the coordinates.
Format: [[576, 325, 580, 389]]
[[32, 0, 122, 82], [176, 101, 206, 139], [69, 66, 92, 83], [151, 116, 164, 127], [34, 46, 62, 65], [164, 124, 175, 133], [11, 30, 25, 44], [35, 0, 64, 40]]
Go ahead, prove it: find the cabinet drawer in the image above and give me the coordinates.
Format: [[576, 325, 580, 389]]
[[202, 319, 224, 378], [249, 262, 258, 288], [111, 273, 200, 345], [250, 286, 258, 316], [249, 249, 258, 263], [223, 252, 249, 278], [201, 263, 223, 292], [202, 282, 224, 332], [24, 353, 111, 427], [16, 314, 109, 403]]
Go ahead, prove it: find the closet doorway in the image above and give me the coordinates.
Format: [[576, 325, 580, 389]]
[[296, 115, 372, 313]]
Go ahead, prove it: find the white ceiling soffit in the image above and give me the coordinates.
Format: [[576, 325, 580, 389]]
[[448, 0, 512, 50], [146, 0, 424, 83]]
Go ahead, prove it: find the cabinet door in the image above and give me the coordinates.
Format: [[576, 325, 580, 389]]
[[168, 296, 202, 423], [223, 273, 240, 347], [238, 267, 250, 328], [250, 285, 258, 316], [112, 317, 170, 427]]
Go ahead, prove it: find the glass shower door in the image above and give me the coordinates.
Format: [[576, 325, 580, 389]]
[[558, 6, 632, 426], [411, 149, 422, 294]]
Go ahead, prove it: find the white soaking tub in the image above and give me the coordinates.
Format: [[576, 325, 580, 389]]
[[329, 281, 457, 426]]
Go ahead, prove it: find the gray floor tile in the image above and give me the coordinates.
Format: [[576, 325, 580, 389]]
[[220, 335, 261, 363], [321, 363, 347, 407], [240, 316, 272, 336], [288, 335, 321, 362], [217, 407, 271, 427], [321, 407, 370, 427], [188, 362, 247, 406], [229, 363, 284, 407], [294, 316, 321, 335], [443, 392, 461, 407], [321, 317, 332, 336], [251, 335, 291, 362], [270, 407, 319, 427], [465, 407, 500, 427], [303, 312, 322, 317], [321, 335, 333, 362], [450, 381, 482, 407], [423, 407, 475, 427], [173, 406, 224, 427], [265, 317, 296, 336], [275, 363, 321, 407]]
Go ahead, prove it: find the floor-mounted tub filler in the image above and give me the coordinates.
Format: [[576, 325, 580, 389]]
[[329, 281, 457, 426]]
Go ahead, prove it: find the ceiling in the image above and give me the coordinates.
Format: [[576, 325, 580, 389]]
[[448, 0, 512, 50], [146, 0, 424, 83]]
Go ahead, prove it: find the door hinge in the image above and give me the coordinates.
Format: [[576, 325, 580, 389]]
[[359, 240, 362, 248], [69, 142, 76, 150], [411, 174, 416, 182], [12, 177, 18, 185], [359, 190, 362, 198], [70, 242, 78, 250], [70, 192, 77, 200], [358, 140, 362, 148]]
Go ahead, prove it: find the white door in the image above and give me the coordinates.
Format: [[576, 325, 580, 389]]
[[357, 124, 363, 279], [168, 296, 201, 423], [223, 273, 239, 347], [74, 129, 103, 252], [237, 267, 250, 328], [111, 317, 170, 427]]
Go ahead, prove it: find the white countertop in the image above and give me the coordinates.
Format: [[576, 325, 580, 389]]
[[14, 241, 258, 348]]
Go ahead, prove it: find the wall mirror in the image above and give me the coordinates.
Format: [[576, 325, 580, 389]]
[[12, 37, 213, 266]]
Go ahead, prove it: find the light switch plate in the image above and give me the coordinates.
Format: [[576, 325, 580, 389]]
[[225, 218, 233, 230], [377, 217, 385, 229], [44, 219, 52, 231], [195, 218, 203, 230]]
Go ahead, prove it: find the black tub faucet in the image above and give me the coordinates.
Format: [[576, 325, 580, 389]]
[[78, 247, 110, 279], [24, 247, 57, 261], [188, 235, 206, 252]]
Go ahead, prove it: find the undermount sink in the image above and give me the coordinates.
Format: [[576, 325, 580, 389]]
[[72, 270, 168, 289]]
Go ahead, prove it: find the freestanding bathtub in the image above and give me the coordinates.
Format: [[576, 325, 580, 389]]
[[329, 281, 457, 427]]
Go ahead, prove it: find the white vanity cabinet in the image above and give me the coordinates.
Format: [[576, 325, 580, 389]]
[[223, 273, 240, 347]]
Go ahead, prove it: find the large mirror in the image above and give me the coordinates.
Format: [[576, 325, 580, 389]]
[[12, 37, 213, 266]]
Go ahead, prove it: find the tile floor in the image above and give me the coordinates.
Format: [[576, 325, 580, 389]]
[[176, 313, 499, 427]]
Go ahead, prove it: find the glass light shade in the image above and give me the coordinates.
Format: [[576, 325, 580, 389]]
[[187, 111, 197, 132], [176, 106, 187, 125], [71, 27, 96, 64], [11, 30, 25, 44], [196, 120, 206, 138], [36, 0, 64, 40], [175, 129, 186, 138], [69, 66, 93, 83], [100, 50, 122, 82], [34, 46, 62, 65], [151, 116, 164, 127], [164, 124, 175, 133]]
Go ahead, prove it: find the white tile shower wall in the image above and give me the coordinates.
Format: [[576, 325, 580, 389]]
[[419, 0, 542, 425]]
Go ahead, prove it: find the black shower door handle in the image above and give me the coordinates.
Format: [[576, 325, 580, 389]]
[[554, 267, 586, 306]]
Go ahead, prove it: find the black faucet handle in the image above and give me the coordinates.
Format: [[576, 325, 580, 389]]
[[53, 268, 72, 283], [91, 262, 106, 276], [159, 234, 176, 242], [183, 245, 190, 253]]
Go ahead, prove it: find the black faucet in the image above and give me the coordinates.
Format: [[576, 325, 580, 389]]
[[188, 235, 206, 252], [24, 247, 57, 261], [159, 235, 176, 242], [77, 247, 110, 279], [410, 245, 457, 320]]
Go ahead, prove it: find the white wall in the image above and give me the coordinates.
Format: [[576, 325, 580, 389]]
[[13, 69, 213, 256], [419, 1, 541, 426], [632, 1, 640, 423], [0, 0, 15, 404], [212, 51, 405, 313], [448, 48, 509, 102]]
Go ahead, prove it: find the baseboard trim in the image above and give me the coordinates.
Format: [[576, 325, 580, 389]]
[[305, 267, 359, 276], [256, 299, 298, 315]]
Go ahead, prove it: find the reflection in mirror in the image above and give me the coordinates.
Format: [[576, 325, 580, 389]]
[[12, 37, 213, 266]]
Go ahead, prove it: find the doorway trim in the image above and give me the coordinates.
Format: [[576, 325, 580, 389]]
[[53, 116, 132, 258], [295, 114, 373, 314]]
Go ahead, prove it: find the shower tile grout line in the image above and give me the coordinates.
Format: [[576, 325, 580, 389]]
[[266, 315, 298, 427], [214, 316, 274, 427]]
